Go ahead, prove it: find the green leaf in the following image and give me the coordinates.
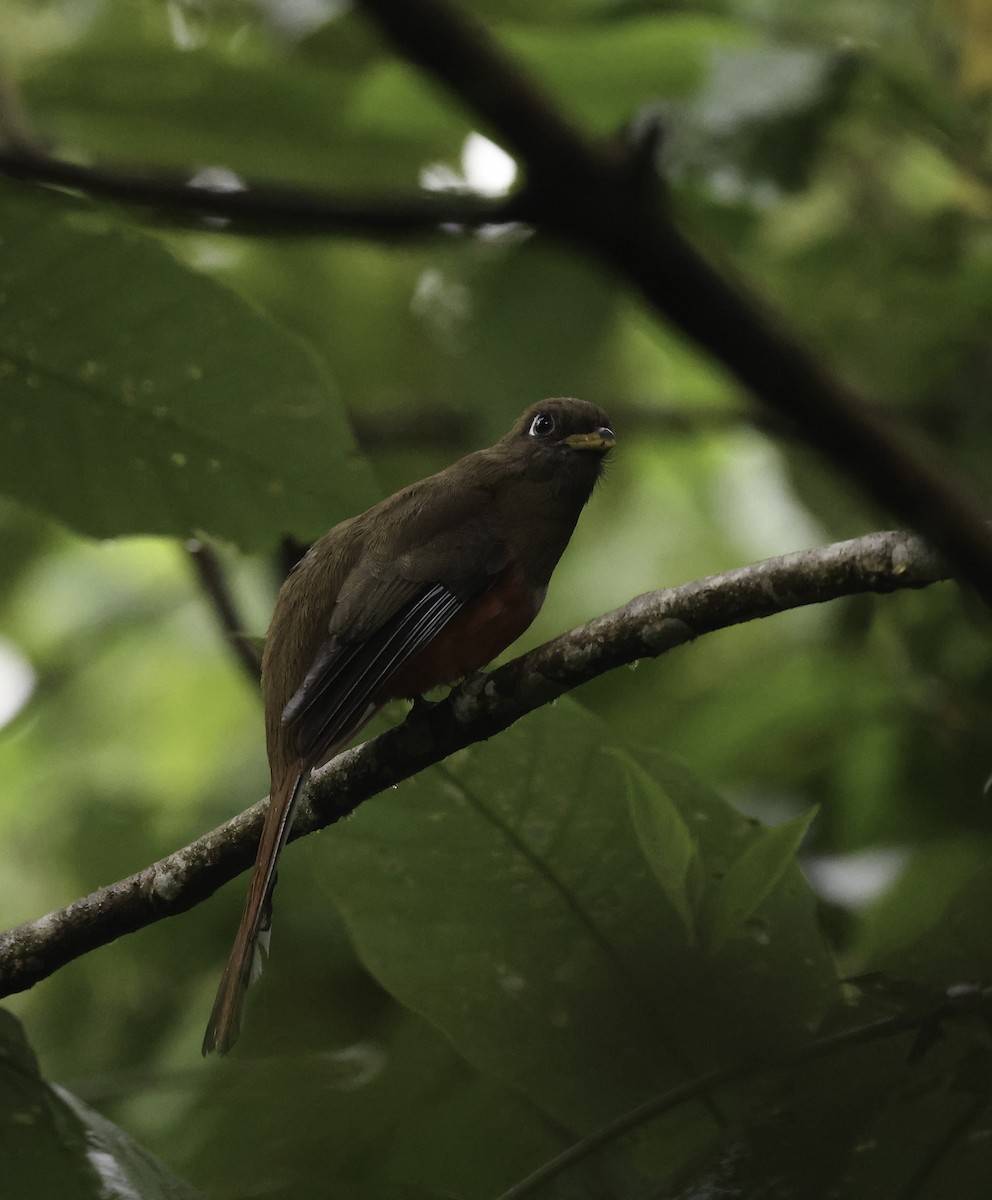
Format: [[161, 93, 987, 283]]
[[607, 747, 702, 943], [698, 806, 819, 953], [0, 1008, 200, 1200], [0, 183, 377, 548], [316, 698, 838, 1154]]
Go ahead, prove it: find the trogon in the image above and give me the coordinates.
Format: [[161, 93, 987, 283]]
[[203, 397, 614, 1054]]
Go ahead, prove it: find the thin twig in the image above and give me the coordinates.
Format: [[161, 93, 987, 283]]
[[185, 539, 263, 684], [0, 530, 951, 997]]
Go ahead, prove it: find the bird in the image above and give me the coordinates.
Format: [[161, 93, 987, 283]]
[[202, 397, 614, 1054]]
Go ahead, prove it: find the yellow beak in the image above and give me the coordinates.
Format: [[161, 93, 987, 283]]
[[564, 429, 615, 452]]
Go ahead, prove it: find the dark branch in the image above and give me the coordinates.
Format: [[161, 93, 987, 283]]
[[0, 530, 951, 998], [356, 0, 992, 606], [186, 539, 263, 684], [0, 148, 524, 236]]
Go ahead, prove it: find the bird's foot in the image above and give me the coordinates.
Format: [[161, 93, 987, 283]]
[[458, 669, 488, 699], [451, 670, 490, 723]]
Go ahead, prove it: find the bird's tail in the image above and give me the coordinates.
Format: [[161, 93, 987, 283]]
[[201, 768, 308, 1055]]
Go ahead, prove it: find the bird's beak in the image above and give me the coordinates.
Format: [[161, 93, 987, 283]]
[[564, 427, 615, 453]]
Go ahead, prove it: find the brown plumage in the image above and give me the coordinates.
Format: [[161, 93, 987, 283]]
[[202, 398, 614, 1054]]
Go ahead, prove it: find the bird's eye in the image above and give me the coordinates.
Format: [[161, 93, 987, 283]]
[[528, 413, 556, 438]]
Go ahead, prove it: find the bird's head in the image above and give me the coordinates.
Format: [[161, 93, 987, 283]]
[[506, 398, 615, 482]]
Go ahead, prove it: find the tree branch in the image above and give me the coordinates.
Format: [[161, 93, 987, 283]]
[[0, 148, 523, 236], [0, 530, 950, 998]]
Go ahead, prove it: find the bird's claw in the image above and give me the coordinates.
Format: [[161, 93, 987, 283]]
[[458, 669, 488, 699]]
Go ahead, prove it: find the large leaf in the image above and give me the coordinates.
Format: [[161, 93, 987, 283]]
[[0, 183, 377, 548], [0, 1008, 199, 1200], [315, 697, 838, 1177]]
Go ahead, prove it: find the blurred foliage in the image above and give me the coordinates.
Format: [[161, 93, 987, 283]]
[[2, 0, 992, 1196]]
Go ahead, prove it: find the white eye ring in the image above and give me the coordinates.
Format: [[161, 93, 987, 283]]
[[528, 413, 556, 437]]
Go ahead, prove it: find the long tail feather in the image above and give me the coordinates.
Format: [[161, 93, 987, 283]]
[[201, 768, 308, 1055]]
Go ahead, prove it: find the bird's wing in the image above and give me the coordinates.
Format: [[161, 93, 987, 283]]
[[282, 481, 510, 768], [282, 574, 497, 769]]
